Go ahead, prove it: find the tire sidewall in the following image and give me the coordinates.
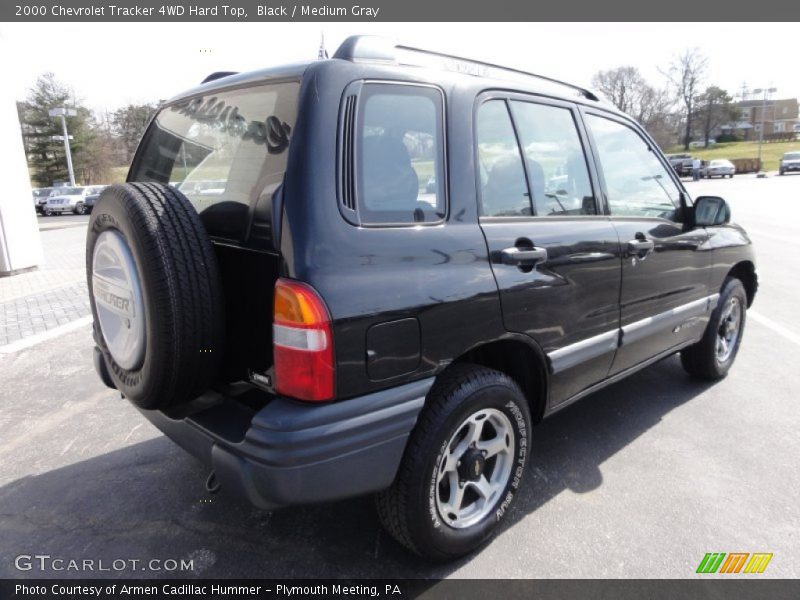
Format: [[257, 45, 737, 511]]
[[410, 379, 531, 558]]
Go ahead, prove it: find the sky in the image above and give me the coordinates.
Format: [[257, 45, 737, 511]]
[[1, 22, 798, 113]]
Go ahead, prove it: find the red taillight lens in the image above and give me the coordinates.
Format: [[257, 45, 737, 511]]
[[273, 278, 335, 402]]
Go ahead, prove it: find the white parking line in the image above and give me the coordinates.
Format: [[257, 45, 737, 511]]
[[749, 311, 800, 347], [0, 315, 93, 355]]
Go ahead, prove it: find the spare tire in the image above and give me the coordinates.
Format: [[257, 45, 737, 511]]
[[87, 182, 224, 410]]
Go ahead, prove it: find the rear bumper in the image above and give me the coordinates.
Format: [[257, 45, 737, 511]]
[[135, 378, 432, 510]]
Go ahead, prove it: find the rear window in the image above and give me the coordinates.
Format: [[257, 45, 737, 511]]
[[130, 81, 299, 240]]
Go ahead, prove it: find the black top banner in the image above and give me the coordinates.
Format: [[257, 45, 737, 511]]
[[2, 0, 799, 22]]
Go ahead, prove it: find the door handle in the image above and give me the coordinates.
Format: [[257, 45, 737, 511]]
[[500, 246, 548, 266], [626, 236, 655, 259]]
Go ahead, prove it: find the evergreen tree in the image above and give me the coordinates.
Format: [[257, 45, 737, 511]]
[[17, 73, 97, 186]]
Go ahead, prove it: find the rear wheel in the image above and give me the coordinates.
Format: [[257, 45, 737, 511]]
[[376, 364, 531, 560], [681, 278, 747, 380], [43, 208, 52, 216]]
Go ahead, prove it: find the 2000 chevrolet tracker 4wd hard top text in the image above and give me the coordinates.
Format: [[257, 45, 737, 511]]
[[88, 36, 757, 560]]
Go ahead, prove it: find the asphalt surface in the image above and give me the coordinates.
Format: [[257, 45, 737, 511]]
[[1, 174, 798, 579]]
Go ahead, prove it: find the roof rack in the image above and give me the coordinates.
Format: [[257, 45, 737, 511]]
[[201, 71, 239, 84], [332, 36, 599, 102]]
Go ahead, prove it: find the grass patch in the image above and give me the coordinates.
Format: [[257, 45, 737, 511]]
[[666, 140, 800, 171]]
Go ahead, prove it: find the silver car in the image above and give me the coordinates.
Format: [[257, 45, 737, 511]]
[[703, 159, 735, 179], [44, 186, 90, 215]]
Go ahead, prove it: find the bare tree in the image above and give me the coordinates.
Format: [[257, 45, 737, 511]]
[[661, 49, 708, 150], [591, 66, 674, 146]]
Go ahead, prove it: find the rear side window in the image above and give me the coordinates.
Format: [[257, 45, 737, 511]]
[[476, 100, 531, 217], [349, 84, 446, 225], [130, 81, 299, 240], [510, 101, 596, 216]]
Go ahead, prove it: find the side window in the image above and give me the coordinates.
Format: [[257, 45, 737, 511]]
[[476, 100, 531, 217], [355, 84, 445, 225], [586, 114, 682, 219], [511, 101, 596, 216]]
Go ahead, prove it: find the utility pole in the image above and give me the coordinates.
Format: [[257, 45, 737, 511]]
[[753, 87, 776, 173], [48, 107, 77, 186]]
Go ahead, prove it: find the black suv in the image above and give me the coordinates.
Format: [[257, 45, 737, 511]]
[[87, 36, 757, 560]]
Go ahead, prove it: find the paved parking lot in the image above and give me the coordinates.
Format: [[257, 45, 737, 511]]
[[1, 175, 798, 579]]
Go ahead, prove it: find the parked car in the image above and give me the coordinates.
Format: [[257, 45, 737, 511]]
[[32, 187, 56, 214], [666, 153, 697, 177], [87, 36, 757, 561], [44, 186, 92, 215], [702, 159, 735, 179], [83, 185, 108, 214], [779, 151, 800, 175]]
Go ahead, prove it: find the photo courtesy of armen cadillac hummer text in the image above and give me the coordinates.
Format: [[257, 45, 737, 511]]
[[87, 36, 757, 561]]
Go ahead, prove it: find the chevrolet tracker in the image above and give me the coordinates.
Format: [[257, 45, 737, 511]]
[[88, 36, 757, 560]]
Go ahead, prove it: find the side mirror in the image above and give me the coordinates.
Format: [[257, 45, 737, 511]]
[[694, 196, 731, 227]]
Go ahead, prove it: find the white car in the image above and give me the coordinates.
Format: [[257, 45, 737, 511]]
[[702, 159, 735, 179], [43, 186, 91, 215]]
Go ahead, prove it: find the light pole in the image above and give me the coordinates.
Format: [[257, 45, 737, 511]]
[[753, 87, 776, 173], [48, 107, 77, 186]]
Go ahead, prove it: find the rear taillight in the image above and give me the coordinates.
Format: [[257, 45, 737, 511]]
[[273, 278, 335, 402]]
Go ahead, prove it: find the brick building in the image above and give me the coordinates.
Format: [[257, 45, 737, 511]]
[[720, 97, 799, 140]]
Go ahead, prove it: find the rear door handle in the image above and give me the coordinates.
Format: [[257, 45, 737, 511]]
[[627, 237, 655, 259], [500, 246, 548, 266]]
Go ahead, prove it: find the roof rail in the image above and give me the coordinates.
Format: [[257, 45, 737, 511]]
[[201, 71, 239, 84], [332, 35, 599, 102]]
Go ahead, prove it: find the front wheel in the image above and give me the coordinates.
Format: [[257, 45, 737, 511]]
[[376, 364, 532, 560], [75, 202, 86, 215], [43, 208, 53, 216], [681, 278, 747, 380]]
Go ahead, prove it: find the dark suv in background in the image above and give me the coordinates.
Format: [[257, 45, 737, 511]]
[[779, 151, 800, 175], [87, 36, 756, 560]]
